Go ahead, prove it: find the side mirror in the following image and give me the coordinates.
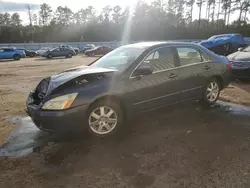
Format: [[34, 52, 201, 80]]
[[238, 47, 244, 51], [133, 66, 153, 77]]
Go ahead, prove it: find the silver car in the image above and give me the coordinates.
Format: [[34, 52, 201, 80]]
[[41, 47, 76, 59]]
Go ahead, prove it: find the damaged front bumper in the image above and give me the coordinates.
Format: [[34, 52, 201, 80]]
[[26, 92, 88, 133]]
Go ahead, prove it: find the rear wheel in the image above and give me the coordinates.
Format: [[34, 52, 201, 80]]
[[67, 53, 73, 58], [86, 100, 123, 137], [201, 78, 220, 105], [47, 54, 53, 59], [13, 54, 21, 60]]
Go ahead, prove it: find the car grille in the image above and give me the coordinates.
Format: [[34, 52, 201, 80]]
[[33, 78, 50, 105]]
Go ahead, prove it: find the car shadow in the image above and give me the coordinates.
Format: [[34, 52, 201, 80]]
[[0, 59, 15, 63], [2, 100, 250, 160], [34, 57, 70, 61]]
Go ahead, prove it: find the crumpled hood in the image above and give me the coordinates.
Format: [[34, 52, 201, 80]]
[[85, 49, 94, 53], [47, 66, 116, 94], [200, 38, 229, 48], [227, 51, 250, 61]]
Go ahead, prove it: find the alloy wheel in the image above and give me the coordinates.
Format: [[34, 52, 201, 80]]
[[206, 81, 219, 102], [88, 106, 118, 135]]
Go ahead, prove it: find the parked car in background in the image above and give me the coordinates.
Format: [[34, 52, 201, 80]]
[[0, 47, 25, 60], [18, 48, 37, 57], [81, 44, 96, 53], [227, 45, 250, 80], [41, 47, 76, 59], [36, 47, 52, 56], [85, 46, 113, 56], [59, 45, 79, 54], [200, 34, 247, 56], [27, 42, 231, 137], [81, 46, 92, 53]]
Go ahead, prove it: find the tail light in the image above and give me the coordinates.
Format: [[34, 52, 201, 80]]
[[227, 63, 232, 69]]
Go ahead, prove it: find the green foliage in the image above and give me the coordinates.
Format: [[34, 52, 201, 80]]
[[0, 0, 250, 43]]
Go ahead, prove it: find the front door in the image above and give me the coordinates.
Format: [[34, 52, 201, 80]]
[[124, 46, 181, 112], [174, 46, 214, 101]]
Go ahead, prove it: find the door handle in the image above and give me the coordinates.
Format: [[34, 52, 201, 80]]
[[204, 65, 212, 70], [168, 73, 178, 79]]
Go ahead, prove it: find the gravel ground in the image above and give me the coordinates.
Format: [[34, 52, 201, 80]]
[[1, 56, 250, 188]]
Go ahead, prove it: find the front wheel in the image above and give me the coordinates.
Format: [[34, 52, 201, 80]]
[[13, 54, 21, 60], [67, 53, 73, 58], [201, 79, 220, 105], [47, 54, 52, 59], [86, 100, 123, 137]]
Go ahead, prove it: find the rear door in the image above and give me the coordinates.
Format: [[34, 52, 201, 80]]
[[174, 46, 213, 101], [3, 49, 14, 58], [61, 48, 70, 56], [52, 48, 62, 57], [125, 46, 180, 111], [0, 49, 4, 59]]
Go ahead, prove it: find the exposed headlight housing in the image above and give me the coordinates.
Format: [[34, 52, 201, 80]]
[[230, 61, 249, 69], [42, 93, 78, 110]]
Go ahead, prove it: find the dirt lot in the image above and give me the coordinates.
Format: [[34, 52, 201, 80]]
[[1, 56, 250, 188]]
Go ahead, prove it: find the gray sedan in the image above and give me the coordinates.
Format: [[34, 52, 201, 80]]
[[227, 45, 250, 80], [41, 47, 76, 59]]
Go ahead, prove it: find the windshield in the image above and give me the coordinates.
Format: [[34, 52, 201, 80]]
[[41, 47, 50, 50], [90, 46, 145, 71]]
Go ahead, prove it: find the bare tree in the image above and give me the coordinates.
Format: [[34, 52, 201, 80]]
[[39, 3, 52, 26], [234, 0, 250, 26], [196, 0, 204, 28], [32, 14, 38, 25], [186, 0, 195, 24], [27, 5, 32, 26]]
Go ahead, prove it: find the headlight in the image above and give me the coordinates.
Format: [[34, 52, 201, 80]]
[[42, 93, 78, 110]]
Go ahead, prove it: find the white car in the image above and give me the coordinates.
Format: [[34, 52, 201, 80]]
[[36, 47, 52, 55]]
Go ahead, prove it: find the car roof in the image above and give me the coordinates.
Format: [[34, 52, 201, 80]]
[[0, 47, 16, 50], [212, 33, 242, 38], [123, 41, 202, 49]]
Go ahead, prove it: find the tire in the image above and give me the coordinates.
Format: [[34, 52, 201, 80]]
[[47, 54, 53, 59], [201, 78, 220, 106], [67, 53, 73, 58], [13, 54, 21, 60], [86, 100, 123, 137]]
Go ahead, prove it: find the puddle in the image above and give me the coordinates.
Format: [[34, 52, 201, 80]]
[[0, 117, 49, 157], [1, 101, 250, 158], [213, 101, 250, 116]]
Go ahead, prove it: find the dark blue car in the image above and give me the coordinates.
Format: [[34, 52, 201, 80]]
[[200, 34, 247, 56], [0, 47, 26, 60]]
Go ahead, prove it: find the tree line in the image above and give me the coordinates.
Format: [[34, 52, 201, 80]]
[[0, 0, 250, 43]]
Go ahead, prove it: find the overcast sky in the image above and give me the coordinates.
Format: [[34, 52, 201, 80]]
[[0, 0, 238, 24]]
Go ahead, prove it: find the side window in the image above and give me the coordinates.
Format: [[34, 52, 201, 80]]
[[200, 50, 211, 61], [4, 49, 13, 52], [177, 47, 202, 66], [54, 48, 60, 52], [139, 47, 175, 72]]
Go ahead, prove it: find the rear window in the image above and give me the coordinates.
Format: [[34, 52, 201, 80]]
[[4, 49, 13, 52], [176, 47, 202, 66]]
